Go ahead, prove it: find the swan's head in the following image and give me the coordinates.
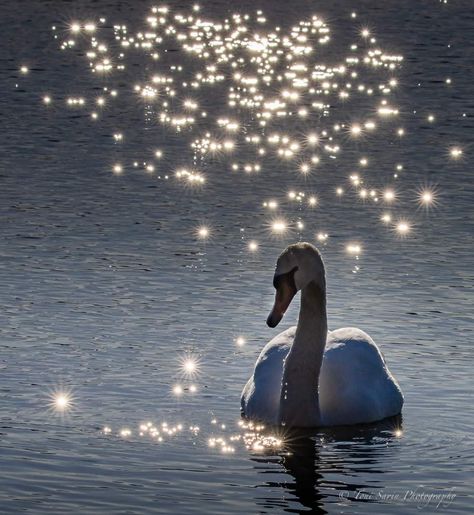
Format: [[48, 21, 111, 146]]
[[267, 242, 325, 328]]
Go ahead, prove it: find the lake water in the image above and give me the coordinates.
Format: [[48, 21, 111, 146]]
[[1, 0, 473, 513]]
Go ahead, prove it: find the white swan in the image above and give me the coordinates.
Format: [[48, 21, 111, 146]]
[[241, 243, 403, 428]]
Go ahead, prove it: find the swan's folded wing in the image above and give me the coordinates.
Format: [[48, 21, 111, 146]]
[[240, 326, 295, 424], [320, 327, 403, 425]]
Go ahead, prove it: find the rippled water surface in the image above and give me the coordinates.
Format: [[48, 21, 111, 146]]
[[1, 0, 473, 513]]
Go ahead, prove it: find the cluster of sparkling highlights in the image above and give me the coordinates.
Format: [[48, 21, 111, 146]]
[[102, 421, 188, 442], [100, 416, 290, 455], [23, 3, 466, 270], [207, 420, 284, 454], [101, 415, 404, 453]]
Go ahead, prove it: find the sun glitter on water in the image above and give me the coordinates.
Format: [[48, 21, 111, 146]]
[[196, 225, 211, 240], [48, 388, 75, 414], [416, 186, 439, 211], [34, 3, 456, 266], [37, 0, 461, 419], [235, 336, 246, 347], [178, 353, 201, 379]]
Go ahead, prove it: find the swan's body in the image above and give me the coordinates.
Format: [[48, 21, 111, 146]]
[[241, 326, 403, 426], [241, 243, 403, 427]]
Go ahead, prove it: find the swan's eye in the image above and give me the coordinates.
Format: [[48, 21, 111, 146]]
[[273, 266, 298, 289], [273, 274, 283, 289]]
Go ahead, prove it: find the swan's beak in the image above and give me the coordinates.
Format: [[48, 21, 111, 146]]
[[267, 271, 297, 328]]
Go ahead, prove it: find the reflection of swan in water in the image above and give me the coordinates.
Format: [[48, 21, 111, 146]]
[[249, 415, 403, 513], [242, 243, 403, 428]]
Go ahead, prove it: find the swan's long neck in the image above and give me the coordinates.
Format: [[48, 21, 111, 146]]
[[278, 280, 327, 427]]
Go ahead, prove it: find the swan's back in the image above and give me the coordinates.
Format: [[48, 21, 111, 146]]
[[319, 328, 403, 426]]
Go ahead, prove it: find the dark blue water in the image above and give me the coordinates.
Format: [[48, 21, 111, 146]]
[[1, 0, 473, 513]]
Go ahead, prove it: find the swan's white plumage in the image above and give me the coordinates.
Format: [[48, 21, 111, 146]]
[[241, 326, 403, 426]]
